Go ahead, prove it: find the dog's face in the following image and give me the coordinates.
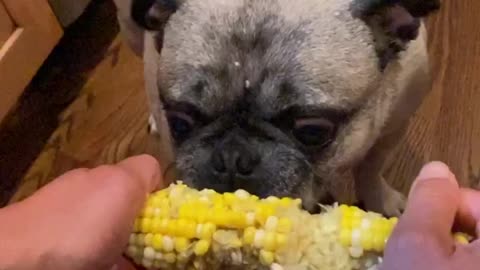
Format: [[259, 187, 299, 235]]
[[131, 0, 439, 210]]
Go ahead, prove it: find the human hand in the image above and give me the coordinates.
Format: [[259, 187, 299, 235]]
[[382, 162, 480, 270], [0, 155, 162, 270]]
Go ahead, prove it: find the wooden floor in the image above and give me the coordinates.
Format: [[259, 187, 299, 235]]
[[2, 0, 480, 205]]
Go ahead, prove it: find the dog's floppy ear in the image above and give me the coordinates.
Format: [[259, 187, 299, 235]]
[[131, 0, 184, 31], [351, 0, 440, 69]]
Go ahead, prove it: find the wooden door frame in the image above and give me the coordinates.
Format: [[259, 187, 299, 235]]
[[0, 0, 63, 123]]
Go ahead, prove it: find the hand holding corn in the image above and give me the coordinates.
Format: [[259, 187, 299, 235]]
[[0, 155, 162, 270], [125, 163, 478, 270]]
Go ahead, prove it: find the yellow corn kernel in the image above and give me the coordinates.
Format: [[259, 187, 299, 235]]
[[170, 220, 180, 236], [454, 233, 470, 245], [352, 217, 362, 228], [151, 234, 163, 250], [211, 208, 229, 226], [179, 205, 194, 219], [196, 208, 209, 223], [352, 208, 365, 218], [339, 229, 352, 246], [259, 250, 275, 265], [151, 219, 161, 233], [380, 219, 392, 233], [380, 228, 390, 244], [144, 233, 154, 246], [341, 216, 352, 229], [142, 206, 155, 218], [373, 234, 385, 252], [175, 237, 190, 252], [164, 253, 176, 264], [263, 232, 277, 251], [224, 192, 237, 205], [277, 218, 293, 233], [341, 206, 354, 218], [371, 218, 382, 232], [159, 219, 169, 234], [279, 197, 294, 207], [153, 189, 168, 199], [211, 194, 224, 206], [243, 227, 256, 245], [194, 240, 211, 256], [292, 199, 302, 208], [255, 204, 275, 224], [125, 184, 480, 270], [228, 211, 247, 229], [140, 218, 152, 233], [159, 201, 170, 215], [184, 220, 197, 239], [275, 233, 288, 249], [176, 219, 188, 236], [149, 195, 162, 208], [360, 230, 373, 251]]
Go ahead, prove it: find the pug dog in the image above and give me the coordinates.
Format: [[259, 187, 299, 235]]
[[113, 0, 440, 216]]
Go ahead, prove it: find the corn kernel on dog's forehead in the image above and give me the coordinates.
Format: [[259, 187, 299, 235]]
[[125, 182, 471, 270]]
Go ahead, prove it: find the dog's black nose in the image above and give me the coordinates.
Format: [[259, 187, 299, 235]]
[[210, 132, 260, 178]]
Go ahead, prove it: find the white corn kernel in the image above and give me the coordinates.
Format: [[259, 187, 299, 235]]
[[271, 263, 284, 270], [142, 258, 154, 268], [361, 219, 372, 230], [234, 189, 250, 199], [129, 234, 137, 245], [163, 236, 174, 252], [126, 245, 138, 257], [349, 246, 364, 258], [143, 247, 156, 260], [154, 252, 163, 260], [254, 230, 266, 248], [265, 216, 279, 231], [351, 229, 361, 246]]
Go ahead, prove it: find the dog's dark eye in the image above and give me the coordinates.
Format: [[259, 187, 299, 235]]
[[293, 118, 335, 147], [167, 111, 194, 142]]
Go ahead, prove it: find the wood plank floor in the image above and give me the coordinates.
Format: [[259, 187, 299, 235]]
[[2, 0, 480, 204]]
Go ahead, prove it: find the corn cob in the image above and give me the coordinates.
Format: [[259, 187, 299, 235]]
[[125, 182, 472, 270]]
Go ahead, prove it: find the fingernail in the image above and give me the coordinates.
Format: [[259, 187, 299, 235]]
[[417, 161, 452, 181]]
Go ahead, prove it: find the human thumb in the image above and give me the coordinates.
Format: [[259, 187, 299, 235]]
[[391, 162, 461, 253]]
